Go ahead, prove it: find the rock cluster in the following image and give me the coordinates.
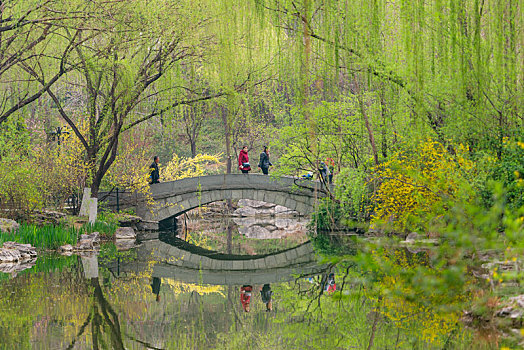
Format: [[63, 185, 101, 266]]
[[0, 242, 37, 262], [117, 213, 158, 231], [115, 227, 136, 240], [30, 210, 67, 226], [0, 218, 20, 233], [114, 227, 137, 251], [233, 199, 299, 217], [232, 216, 307, 239], [59, 232, 100, 253], [0, 241, 38, 276]]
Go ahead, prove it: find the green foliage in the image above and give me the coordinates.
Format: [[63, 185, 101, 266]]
[[81, 220, 118, 238], [309, 231, 358, 257], [484, 139, 524, 210], [310, 198, 344, 231], [0, 224, 77, 249], [334, 167, 369, 221]]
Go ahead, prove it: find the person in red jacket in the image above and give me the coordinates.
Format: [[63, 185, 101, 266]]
[[238, 146, 251, 174], [240, 285, 253, 312]]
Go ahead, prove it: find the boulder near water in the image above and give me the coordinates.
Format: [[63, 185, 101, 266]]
[[75, 232, 100, 250], [115, 227, 136, 240], [0, 218, 20, 233], [0, 241, 37, 263]]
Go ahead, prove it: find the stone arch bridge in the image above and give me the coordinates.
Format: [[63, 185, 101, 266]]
[[102, 174, 331, 224], [102, 234, 328, 285]]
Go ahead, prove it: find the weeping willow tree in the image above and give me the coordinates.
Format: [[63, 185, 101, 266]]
[[232, 0, 523, 164]]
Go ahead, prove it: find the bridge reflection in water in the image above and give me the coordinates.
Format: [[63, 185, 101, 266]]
[[103, 232, 327, 285]]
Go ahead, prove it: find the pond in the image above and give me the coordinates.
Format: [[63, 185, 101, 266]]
[[0, 213, 487, 349]]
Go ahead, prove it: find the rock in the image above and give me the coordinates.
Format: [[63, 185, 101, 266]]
[[0, 218, 19, 233], [232, 217, 257, 227], [80, 232, 100, 243], [0, 260, 36, 276], [497, 306, 523, 319], [275, 218, 294, 229], [137, 220, 159, 231], [117, 214, 141, 228], [2, 242, 37, 260], [496, 294, 524, 322], [115, 227, 136, 240], [238, 199, 275, 209], [0, 248, 21, 262], [481, 260, 517, 272], [115, 239, 136, 251], [509, 295, 524, 309], [59, 244, 74, 252], [30, 210, 67, 226], [274, 205, 298, 215], [0, 241, 37, 263], [405, 232, 419, 242], [401, 232, 439, 246], [76, 232, 100, 250], [233, 206, 259, 216], [242, 225, 272, 239]]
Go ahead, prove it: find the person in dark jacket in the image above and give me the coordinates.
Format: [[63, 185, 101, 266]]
[[326, 158, 335, 184], [318, 161, 329, 187], [260, 283, 273, 311], [238, 146, 251, 174], [258, 146, 273, 175], [149, 156, 160, 184], [151, 277, 161, 302]]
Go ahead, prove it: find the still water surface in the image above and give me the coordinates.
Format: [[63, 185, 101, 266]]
[[0, 215, 478, 349]]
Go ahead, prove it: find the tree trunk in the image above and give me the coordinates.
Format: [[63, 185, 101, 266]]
[[367, 296, 382, 350], [355, 76, 379, 166], [190, 139, 197, 158], [222, 106, 232, 174]]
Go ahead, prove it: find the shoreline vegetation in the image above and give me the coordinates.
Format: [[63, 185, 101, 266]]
[[0, 216, 118, 250]]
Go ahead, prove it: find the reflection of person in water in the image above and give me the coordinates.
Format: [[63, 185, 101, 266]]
[[240, 285, 253, 312], [151, 277, 161, 302], [260, 284, 273, 312], [323, 273, 336, 294]]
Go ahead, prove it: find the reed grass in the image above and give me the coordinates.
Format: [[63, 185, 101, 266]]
[[81, 220, 118, 237], [0, 223, 78, 249]]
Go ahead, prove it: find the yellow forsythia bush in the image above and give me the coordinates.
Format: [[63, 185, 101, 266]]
[[370, 139, 478, 232]]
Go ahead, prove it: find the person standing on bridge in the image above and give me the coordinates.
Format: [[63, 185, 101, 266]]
[[240, 285, 253, 312], [326, 158, 335, 184], [260, 284, 273, 311], [258, 146, 272, 175], [238, 146, 251, 174], [149, 156, 160, 184]]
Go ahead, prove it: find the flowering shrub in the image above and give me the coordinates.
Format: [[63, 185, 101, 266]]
[[370, 139, 480, 232], [162, 153, 222, 181]]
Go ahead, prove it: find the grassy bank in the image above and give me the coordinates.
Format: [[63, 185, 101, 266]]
[[0, 219, 118, 250], [0, 224, 78, 249]]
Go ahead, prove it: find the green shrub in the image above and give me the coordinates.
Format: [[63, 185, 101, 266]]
[[485, 138, 524, 210], [334, 167, 370, 222]]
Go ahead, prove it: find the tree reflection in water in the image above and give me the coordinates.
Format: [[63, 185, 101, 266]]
[[0, 243, 484, 349]]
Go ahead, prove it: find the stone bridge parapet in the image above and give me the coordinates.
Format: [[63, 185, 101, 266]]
[[101, 174, 331, 222]]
